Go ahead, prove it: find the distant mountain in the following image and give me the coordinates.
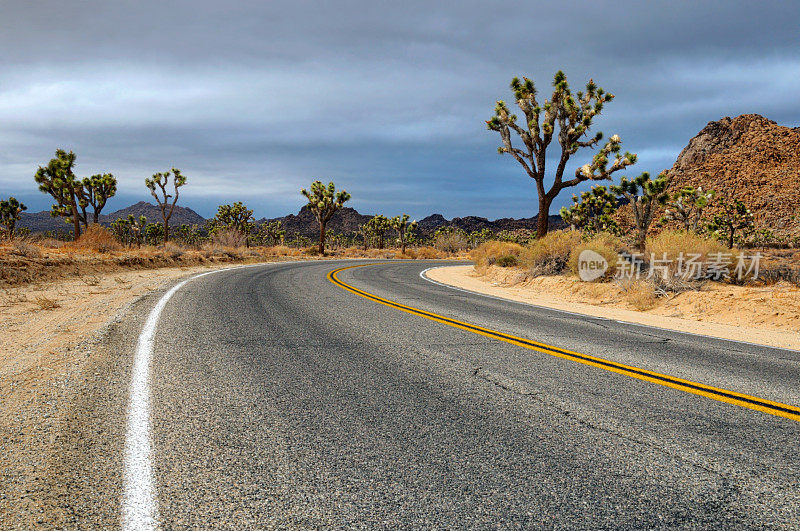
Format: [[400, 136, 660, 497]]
[[18, 201, 206, 234], [259, 206, 564, 239], [102, 201, 206, 226], [18, 199, 562, 237]]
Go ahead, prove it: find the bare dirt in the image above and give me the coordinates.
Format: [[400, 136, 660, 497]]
[[427, 265, 800, 351]]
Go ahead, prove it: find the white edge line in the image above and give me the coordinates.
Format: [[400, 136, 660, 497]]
[[121, 263, 269, 530], [419, 264, 800, 354]]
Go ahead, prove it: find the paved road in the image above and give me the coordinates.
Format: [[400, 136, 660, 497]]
[[75, 260, 800, 528]]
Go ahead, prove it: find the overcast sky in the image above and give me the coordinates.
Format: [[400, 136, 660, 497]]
[[1, 1, 798, 220]]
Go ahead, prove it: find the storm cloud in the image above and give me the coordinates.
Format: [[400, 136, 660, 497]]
[[1, 1, 798, 219]]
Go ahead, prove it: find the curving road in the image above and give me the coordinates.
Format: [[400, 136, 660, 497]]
[[70, 260, 800, 528]]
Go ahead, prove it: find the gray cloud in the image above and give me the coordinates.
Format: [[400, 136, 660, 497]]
[[1, 0, 798, 220]]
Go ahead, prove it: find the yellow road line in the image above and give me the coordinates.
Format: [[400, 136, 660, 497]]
[[328, 263, 800, 422]]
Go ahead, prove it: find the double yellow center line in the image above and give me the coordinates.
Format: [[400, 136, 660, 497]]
[[328, 263, 800, 422]]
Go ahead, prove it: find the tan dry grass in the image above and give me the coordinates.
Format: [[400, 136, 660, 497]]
[[521, 230, 582, 276], [470, 241, 525, 274], [567, 232, 626, 279]]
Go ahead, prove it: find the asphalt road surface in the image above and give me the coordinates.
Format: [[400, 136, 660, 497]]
[[70, 260, 800, 528]]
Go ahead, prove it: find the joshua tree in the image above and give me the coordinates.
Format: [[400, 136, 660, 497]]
[[300, 180, 350, 254], [610, 171, 671, 251], [0, 197, 27, 239], [258, 220, 286, 246], [211, 202, 255, 245], [145, 168, 186, 241], [664, 186, 715, 232], [707, 198, 754, 248], [365, 215, 391, 249], [80, 173, 117, 224], [390, 214, 418, 254], [559, 185, 620, 236], [34, 149, 85, 239], [487, 71, 637, 238]]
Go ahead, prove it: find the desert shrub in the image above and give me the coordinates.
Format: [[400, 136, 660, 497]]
[[521, 229, 582, 276], [12, 238, 43, 258], [414, 246, 442, 259], [433, 228, 469, 253], [73, 224, 121, 252], [496, 254, 519, 267], [303, 245, 322, 256], [617, 278, 659, 311], [36, 237, 65, 249], [211, 227, 247, 248], [471, 241, 524, 274], [567, 232, 625, 280], [645, 229, 730, 281], [159, 241, 185, 259]]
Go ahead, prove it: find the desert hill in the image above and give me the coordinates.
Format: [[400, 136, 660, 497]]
[[665, 114, 800, 234], [18, 201, 206, 234]]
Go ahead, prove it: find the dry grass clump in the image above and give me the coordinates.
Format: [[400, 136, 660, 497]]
[[211, 228, 247, 248], [646, 230, 729, 271], [471, 241, 525, 274], [617, 278, 659, 311], [158, 241, 185, 259], [34, 295, 60, 310], [72, 224, 121, 253], [262, 245, 298, 257], [433, 231, 469, 253], [567, 232, 625, 280], [414, 246, 442, 259], [521, 230, 582, 276], [11, 238, 43, 258]]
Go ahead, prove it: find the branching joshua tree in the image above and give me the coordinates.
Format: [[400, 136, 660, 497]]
[[611, 171, 671, 251], [300, 180, 350, 254], [365, 215, 391, 249], [664, 186, 715, 232], [81, 173, 117, 224], [559, 185, 620, 236], [0, 197, 27, 239], [258, 220, 286, 246], [145, 168, 186, 241], [211, 202, 255, 245], [487, 71, 637, 238], [707, 197, 754, 248], [391, 214, 418, 254], [34, 149, 85, 239]]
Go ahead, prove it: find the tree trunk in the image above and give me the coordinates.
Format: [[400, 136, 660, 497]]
[[70, 202, 82, 240], [728, 227, 734, 249], [318, 221, 326, 254], [536, 194, 552, 238], [163, 217, 169, 243]]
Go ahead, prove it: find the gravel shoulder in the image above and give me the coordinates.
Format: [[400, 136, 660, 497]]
[[0, 263, 246, 526], [425, 264, 800, 351]]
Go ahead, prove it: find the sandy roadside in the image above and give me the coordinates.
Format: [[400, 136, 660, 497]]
[[425, 265, 800, 351]]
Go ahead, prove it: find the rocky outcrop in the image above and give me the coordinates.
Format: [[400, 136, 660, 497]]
[[666, 114, 800, 233]]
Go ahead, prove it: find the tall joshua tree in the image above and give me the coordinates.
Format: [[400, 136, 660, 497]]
[[34, 149, 84, 239], [145, 168, 186, 242], [81, 173, 117, 224], [0, 197, 27, 239], [487, 71, 637, 238], [391, 214, 418, 254], [300, 180, 350, 254]]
